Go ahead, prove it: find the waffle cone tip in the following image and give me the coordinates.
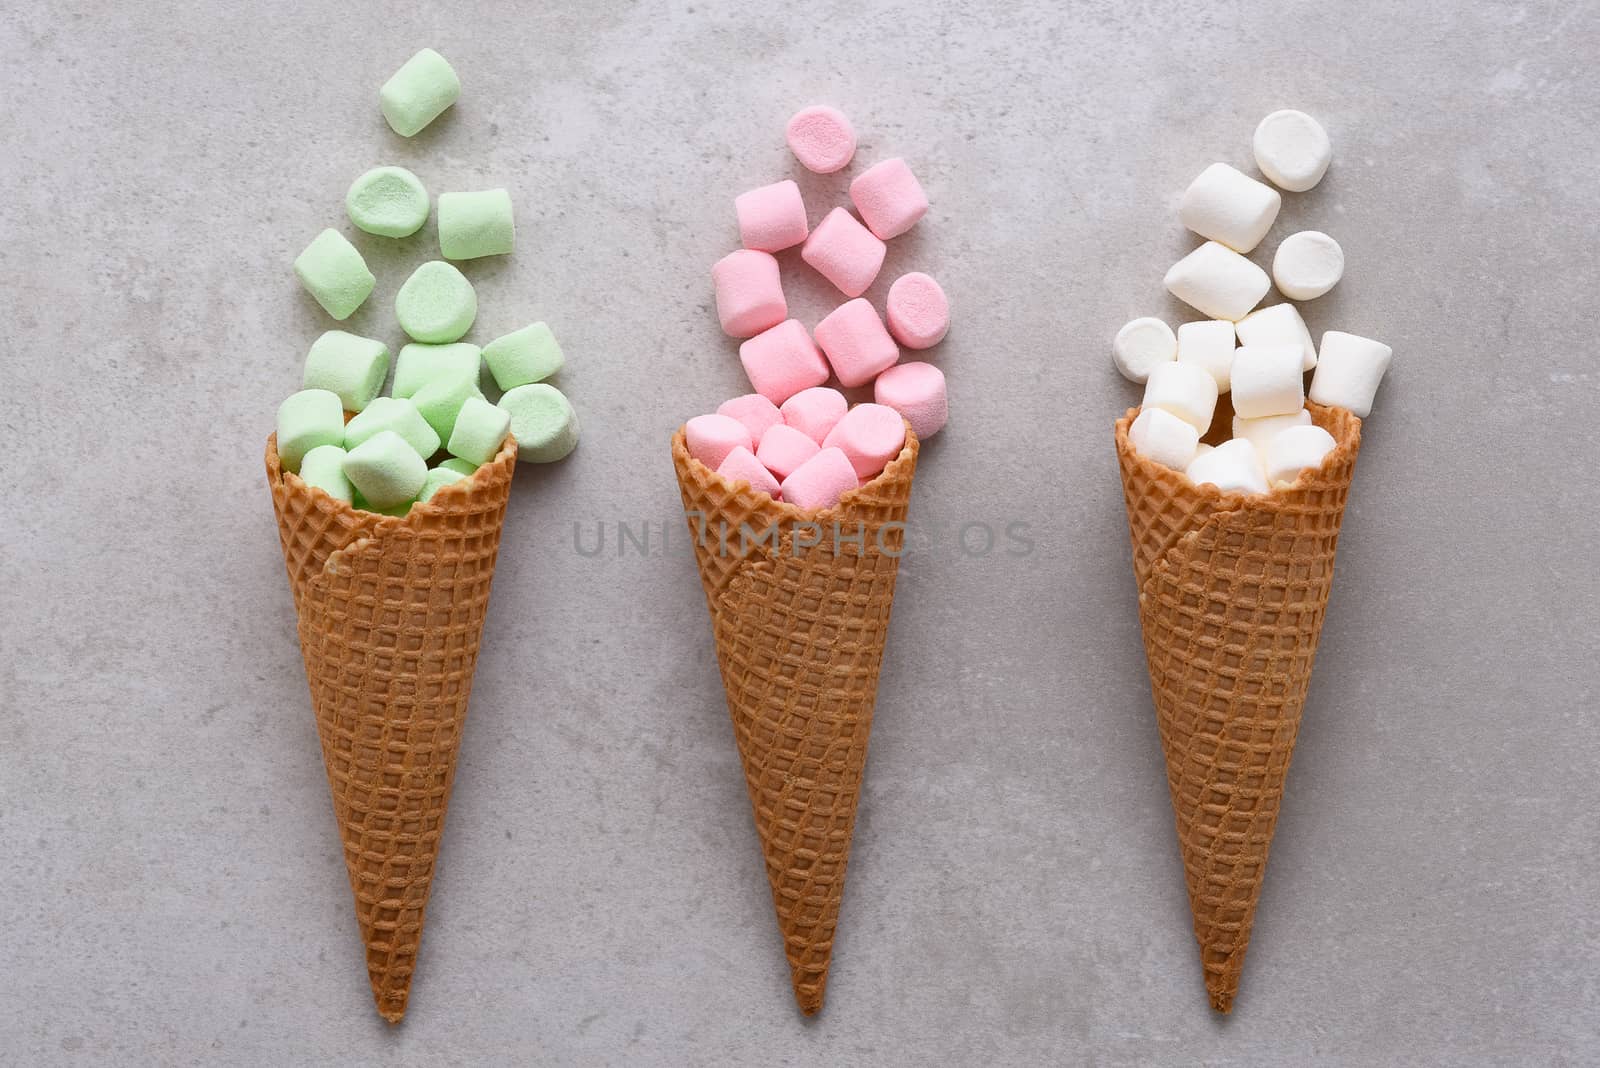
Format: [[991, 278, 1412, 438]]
[[793, 967, 826, 1016], [371, 953, 414, 1021], [1204, 949, 1242, 1013], [1209, 987, 1234, 1014]]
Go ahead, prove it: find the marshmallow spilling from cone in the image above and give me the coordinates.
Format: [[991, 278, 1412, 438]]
[[277, 50, 581, 518], [687, 106, 951, 513], [1114, 110, 1391, 494]]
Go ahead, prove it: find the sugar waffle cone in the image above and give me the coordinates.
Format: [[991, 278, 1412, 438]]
[[265, 433, 517, 1023], [1114, 403, 1361, 1013], [672, 426, 919, 1016]]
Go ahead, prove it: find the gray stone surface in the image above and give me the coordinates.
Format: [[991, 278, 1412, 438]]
[[3, 2, 1597, 1064]]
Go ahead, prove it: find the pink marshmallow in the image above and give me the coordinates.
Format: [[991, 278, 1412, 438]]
[[885, 272, 949, 349], [779, 447, 859, 513], [780, 386, 848, 444], [849, 158, 929, 240], [716, 445, 781, 500], [822, 402, 907, 479], [712, 249, 786, 338], [813, 298, 900, 388], [801, 208, 886, 298], [738, 319, 830, 404], [873, 361, 947, 441], [755, 423, 820, 481], [785, 105, 856, 174], [735, 179, 809, 253], [685, 413, 753, 471], [716, 393, 783, 443]]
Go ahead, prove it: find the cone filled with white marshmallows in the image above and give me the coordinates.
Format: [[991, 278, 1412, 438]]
[[1111, 110, 1392, 1014]]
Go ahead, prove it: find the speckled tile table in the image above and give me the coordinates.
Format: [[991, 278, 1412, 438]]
[[3, 2, 1597, 1064]]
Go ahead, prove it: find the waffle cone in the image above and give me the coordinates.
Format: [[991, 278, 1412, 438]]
[[1114, 403, 1362, 1013], [672, 426, 919, 1015], [265, 433, 517, 1023]]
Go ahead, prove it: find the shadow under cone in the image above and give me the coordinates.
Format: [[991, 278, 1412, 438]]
[[1114, 404, 1361, 1013], [672, 427, 918, 1015], [265, 434, 516, 1023]]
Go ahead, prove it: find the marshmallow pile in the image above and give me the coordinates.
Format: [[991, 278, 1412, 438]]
[[689, 106, 950, 512], [277, 49, 579, 517], [686, 389, 915, 511], [1115, 110, 1392, 493]]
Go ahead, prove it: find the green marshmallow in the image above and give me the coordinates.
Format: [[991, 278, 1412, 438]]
[[298, 444, 353, 503], [293, 229, 374, 320], [498, 383, 579, 464], [275, 388, 345, 472], [302, 330, 389, 412], [437, 458, 479, 477], [344, 430, 427, 509], [392, 342, 481, 399], [346, 166, 430, 238], [352, 490, 414, 518], [482, 322, 563, 391], [447, 396, 512, 465], [413, 372, 482, 442], [343, 396, 441, 459], [395, 260, 476, 344], [418, 466, 467, 503], [437, 189, 515, 260], [379, 48, 460, 138]]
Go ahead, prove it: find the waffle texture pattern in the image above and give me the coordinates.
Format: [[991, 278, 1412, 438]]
[[266, 433, 516, 1023], [1115, 403, 1361, 1013], [672, 426, 919, 1016]]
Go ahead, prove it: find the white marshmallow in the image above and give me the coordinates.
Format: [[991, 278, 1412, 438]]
[[1230, 345, 1305, 419], [1253, 110, 1332, 192], [1194, 443, 1214, 458], [1112, 317, 1177, 384], [1186, 437, 1268, 496], [1232, 409, 1311, 453], [1264, 424, 1338, 487], [1309, 331, 1392, 417], [1128, 406, 1200, 471], [1164, 241, 1271, 322], [1141, 361, 1219, 434], [1178, 163, 1282, 253], [1273, 231, 1344, 301], [1236, 302, 1317, 371], [1176, 319, 1237, 393]]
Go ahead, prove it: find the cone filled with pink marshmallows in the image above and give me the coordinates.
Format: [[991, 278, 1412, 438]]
[[673, 421, 919, 1014]]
